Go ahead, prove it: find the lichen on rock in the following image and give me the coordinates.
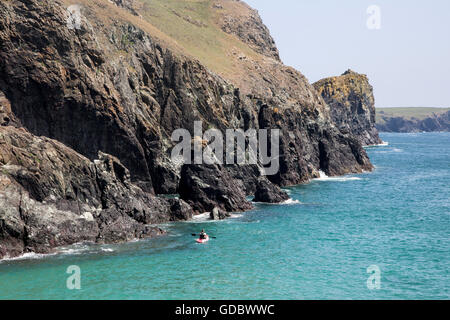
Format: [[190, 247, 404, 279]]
[[313, 70, 382, 146]]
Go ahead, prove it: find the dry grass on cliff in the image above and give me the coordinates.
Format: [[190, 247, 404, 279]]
[[61, 0, 187, 56], [60, 0, 263, 80], [138, 0, 260, 76], [58, 0, 318, 107]]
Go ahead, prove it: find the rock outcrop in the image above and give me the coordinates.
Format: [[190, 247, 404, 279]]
[[225, 164, 262, 195], [0, 91, 15, 127], [253, 177, 290, 204], [214, 0, 280, 61], [109, 0, 141, 16], [210, 207, 231, 220], [0, 126, 192, 259], [376, 110, 450, 132], [314, 70, 382, 146], [179, 164, 253, 214]]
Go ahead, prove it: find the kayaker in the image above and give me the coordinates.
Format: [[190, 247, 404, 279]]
[[199, 229, 207, 240]]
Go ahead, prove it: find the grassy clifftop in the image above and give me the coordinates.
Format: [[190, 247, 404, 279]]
[[376, 108, 450, 132], [376, 107, 450, 123]]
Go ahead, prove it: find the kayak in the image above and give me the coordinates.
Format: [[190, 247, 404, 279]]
[[196, 235, 209, 244]]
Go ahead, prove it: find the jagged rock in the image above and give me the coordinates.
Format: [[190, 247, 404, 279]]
[[110, 0, 141, 16], [210, 207, 231, 220], [253, 177, 289, 204], [225, 164, 262, 195], [179, 164, 253, 214], [216, 0, 281, 61], [257, 104, 373, 184], [0, 91, 16, 126], [0, 126, 192, 259], [0, 176, 102, 258], [313, 70, 382, 146], [167, 198, 195, 221]]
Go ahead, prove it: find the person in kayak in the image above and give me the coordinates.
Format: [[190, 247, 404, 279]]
[[199, 229, 208, 240]]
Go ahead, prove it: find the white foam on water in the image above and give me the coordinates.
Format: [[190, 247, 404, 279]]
[[0, 252, 57, 262], [0, 243, 94, 262], [156, 222, 173, 228], [365, 141, 389, 147], [185, 211, 248, 223], [373, 147, 403, 154], [252, 198, 302, 205], [191, 212, 211, 222], [282, 198, 302, 205], [0, 242, 112, 262], [58, 248, 81, 255], [313, 171, 362, 182], [58, 243, 92, 255], [186, 212, 220, 223]]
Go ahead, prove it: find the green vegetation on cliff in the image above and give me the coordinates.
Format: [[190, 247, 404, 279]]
[[376, 107, 450, 132], [376, 107, 450, 122]]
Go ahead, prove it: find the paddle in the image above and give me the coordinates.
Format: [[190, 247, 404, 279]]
[[191, 233, 217, 239]]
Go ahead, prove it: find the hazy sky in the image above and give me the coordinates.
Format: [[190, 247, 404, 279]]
[[245, 0, 450, 108]]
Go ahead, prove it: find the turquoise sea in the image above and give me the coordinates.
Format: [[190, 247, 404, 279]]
[[0, 133, 449, 300]]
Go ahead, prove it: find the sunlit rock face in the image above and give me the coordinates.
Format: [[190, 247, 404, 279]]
[[314, 70, 383, 146]]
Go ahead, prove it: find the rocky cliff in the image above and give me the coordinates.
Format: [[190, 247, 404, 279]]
[[0, 0, 374, 258], [0, 126, 192, 258], [314, 70, 382, 146]]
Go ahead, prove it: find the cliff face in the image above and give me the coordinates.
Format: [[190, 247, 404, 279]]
[[377, 110, 450, 132], [0, 0, 372, 188], [0, 0, 248, 194], [0, 0, 374, 258], [314, 70, 382, 146]]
